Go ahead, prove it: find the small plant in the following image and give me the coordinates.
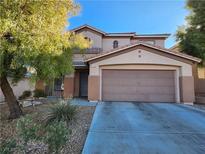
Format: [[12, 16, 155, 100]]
[[18, 90, 32, 100], [17, 115, 42, 144], [0, 139, 17, 154], [43, 103, 77, 126], [44, 122, 69, 154], [33, 89, 46, 98]]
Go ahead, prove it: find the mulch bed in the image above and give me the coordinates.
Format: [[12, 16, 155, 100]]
[[0, 101, 95, 154]]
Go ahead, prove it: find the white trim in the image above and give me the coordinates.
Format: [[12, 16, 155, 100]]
[[175, 69, 180, 103]]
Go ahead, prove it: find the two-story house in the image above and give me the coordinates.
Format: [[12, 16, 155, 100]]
[[38, 24, 201, 104]]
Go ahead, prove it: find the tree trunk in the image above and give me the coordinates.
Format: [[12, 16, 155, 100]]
[[0, 75, 23, 119]]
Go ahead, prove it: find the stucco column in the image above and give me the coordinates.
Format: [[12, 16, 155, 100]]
[[179, 76, 195, 103], [88, 76, 100, 101], [35, 80, 45, 91], [63, 74, 74, 99]]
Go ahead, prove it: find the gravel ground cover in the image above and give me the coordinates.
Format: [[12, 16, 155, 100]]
[[0, 101, 95, 154]]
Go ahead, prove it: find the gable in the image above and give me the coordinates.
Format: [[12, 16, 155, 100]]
[[87, 43, 201, 63], [89, 46, 193, 76]]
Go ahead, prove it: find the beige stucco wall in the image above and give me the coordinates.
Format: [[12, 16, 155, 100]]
[[102, 38, 131, 51], [88, 48, 194, 103], [0, 78, 35, 102], [131, 39, 165, 47], [77, 29, 102, 48], [76, 29, 166, 51], [89, 49, 192, 76]]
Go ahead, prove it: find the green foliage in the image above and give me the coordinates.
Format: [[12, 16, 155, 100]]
[[0, 0, 89, 82], [16, 108, 72, 153], [33, 89, 46, 98], [44, 102, 77, 125], [18, 90, 32, 100], [0, 0, 89, 118], [44, 122, 69, 154], [176, 0, 205, 65], [0, 139, 17, 154], [16, 115, 42, 143]]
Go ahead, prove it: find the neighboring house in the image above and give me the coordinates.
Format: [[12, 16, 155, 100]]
[[0, 78, 35, 102], [37, 24, 201, 104]]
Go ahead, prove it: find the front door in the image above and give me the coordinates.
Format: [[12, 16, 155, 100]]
[[80, 72, 88, 97]]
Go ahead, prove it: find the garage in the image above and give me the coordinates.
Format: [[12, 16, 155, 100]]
[[102, 69, 175, 102], [86, 43, 200, 103]]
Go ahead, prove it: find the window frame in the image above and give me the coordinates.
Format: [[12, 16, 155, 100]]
[[113, 40, 119, 49]]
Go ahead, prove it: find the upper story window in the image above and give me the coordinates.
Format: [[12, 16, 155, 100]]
[[113, 40, 118, 49], [84, 37, 91, 42]]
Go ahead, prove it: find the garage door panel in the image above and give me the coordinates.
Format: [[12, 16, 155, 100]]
[[102, 70, 176, 102], [135, 79, 174, 87], [136, 87, 175, 94]]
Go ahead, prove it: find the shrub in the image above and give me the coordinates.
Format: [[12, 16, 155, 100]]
[[16, 112, 72, 154], [0, 139, 17, 154], [43, 103, 77, 126], [16, 115, 42, 144], [33, 89, 46, 98], [18, 90, 32, 100], [44, 122, 69, 154]]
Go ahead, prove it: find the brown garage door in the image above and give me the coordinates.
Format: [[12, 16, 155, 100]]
[[102, 70, 176, 102]]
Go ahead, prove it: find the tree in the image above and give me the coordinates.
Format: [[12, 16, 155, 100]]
[[0, 0, 89, 119], [176, 0, 205, 65]]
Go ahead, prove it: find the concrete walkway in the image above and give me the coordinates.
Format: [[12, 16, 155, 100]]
[[82, 102, 205, 154]]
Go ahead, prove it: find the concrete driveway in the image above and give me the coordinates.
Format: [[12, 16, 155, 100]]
[[82, 102, 205, 154]]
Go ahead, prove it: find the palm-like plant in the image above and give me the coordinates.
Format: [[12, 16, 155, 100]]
[[43, 102, 77, 126]]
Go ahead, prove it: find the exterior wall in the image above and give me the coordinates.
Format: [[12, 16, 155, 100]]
[[63, 75, 74, 99], [88, 76, 100, 101], [89, 48, 192, 76], [76, 28, 102, 48], [102, 38, 131, 51], [75, 28, 166, 51], [198, 67, 205, 79], [131, 38, 165, 47], [74, 71, 80, 97], [35, 80, 45, 91], [88, 47, 194, 103], [0, 78, 35, 102], [179, 76, 195, 103], [196, 79, 205, 95]]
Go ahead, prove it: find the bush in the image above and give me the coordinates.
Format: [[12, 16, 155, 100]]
[[18, 90, 32, 100], [16, 115, 42, 144], [33, 89, 46, 98], [16, 112, 71, 154], [0, 139, 17, 154], [43, 103, 77, 126], [44, 122, 69, 154]]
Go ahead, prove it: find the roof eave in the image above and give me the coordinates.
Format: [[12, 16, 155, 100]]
[[85, 43, 201, 63]]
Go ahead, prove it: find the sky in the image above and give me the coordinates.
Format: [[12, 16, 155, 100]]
[[67, 0, 189, 48]]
